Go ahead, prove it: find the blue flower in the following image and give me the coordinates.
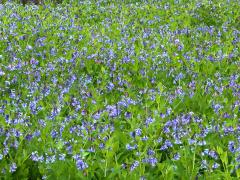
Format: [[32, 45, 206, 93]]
[[51, 130, 58, 139], [130, 161, 139, 171], [126, 144, 138, 151], [212, 163, 220, 169], [9, 163, 17, 173], [148, 157, 158, 166], [76, 159, 88, 170], [59, 154, 66, 161], [228, 141, 235, 153], [173, 153, 181, 160], [141, 136, 149, 141], [135, 128, 142, 136], [147, 149, 155, 156], [145, 117, 154, 126]]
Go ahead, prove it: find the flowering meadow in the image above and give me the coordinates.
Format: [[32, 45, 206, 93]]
[[0, 0, 239, 179]]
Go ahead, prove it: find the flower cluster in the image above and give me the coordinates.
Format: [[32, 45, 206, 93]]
[[0, 0, 239, 179]]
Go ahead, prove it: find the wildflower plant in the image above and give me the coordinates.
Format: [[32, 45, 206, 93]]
[[0, 0, 239, 179]]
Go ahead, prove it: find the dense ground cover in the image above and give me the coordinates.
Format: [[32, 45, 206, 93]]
[[0, 0, 239, 179]]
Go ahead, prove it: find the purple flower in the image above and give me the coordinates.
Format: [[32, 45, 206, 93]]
[[3, 148, 9, 156], [33, 130, 41, 137], [224, 126, 234, 135], [236, 155, 240, 162], [148, 157, 158, 166], [163, 126, 170, 133], [197, 140, 206, 146], [88, 147, 95, 153], [166, 108, 172, 116], [31, 151, 39, 162], [156, 137, 163, 143], [213, 104, 223, 114], [51, 130, 58, 139], [9, 163, 17, 173], [160, 113, 166, 118], [76, 159, 88, 170], [125, 112, 131, 119], [228, 141, 235, 153], [126, 144, 138, 151], [59, 154, 66, 161], [121, 163, 127, 169], [92, 111, 101, 120], [106, 105, 120, 118], [141, 136, 149, 141], [147, 149, 155, 156], [30, 58, 39, 67], [159, 143, 167, 151], [66, 145, 73, 154], [181, 114, 191, 125], [46, 155, 56, 164], [129, 131, 135, 138], [135, 128, 142, 136], [160, 140, 173, 150], [212, 163, 220, 169], [223, 112, 230, 119], [165, 140, 173, 147], [99, 143, 105, 149], [145, 117, 154, 126], [130, 161, 139, 171], [203, 149, 209, 156], [173, 153, 181, 160], [26, 45, 33, 50], [0, 69, 5, 76], [209, 150, 218, 160], [107, 82, 115, 91]]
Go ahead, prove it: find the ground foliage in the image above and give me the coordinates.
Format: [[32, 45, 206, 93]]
[[0, 0, 239, 179]]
